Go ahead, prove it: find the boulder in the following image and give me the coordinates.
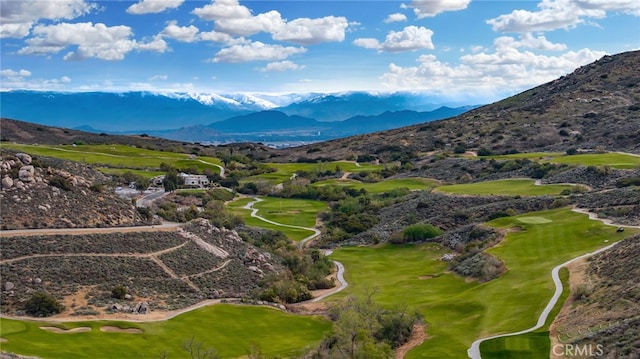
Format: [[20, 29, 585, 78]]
[[18, 165, 35, 182], [16, 153, 32, 165], [4, 281, 15, 291], [133, 301, 149, 314], [14, 180, 25, 189], [34, 277, 42, 284], [1, 176, 13, 189]]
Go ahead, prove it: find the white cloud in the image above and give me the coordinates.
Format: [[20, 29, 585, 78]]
[[495, 33, 567, 51], [213, 41, 306, 63], [0, 0, 96, 38], [259, 61, 306, 72], [149, 74, 168, 81], [192, 0, 252, 20], [487, 0, 640, 33], [193, 0, 349, 44], [380, 42, 606, 101], [272, 16, 349, 44], [402, 0, 471, 18], [0, 69, 32, 77], [214, 10, 284, 37], [385, 13, 408, 23], [198, 30, 234, 43], [354, 26, 434, 52], [18, 22, 168, 61], [0, 72, 72, 91], [353, 38, 381, 49], [127, 0, 185, 14], [161, 21, 199, 42]]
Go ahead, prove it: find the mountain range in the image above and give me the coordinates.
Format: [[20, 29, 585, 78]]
[[0, 90, 473, 144]]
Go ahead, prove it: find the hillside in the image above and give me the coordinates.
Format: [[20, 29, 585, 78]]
[[277, 51, 640, 162], [553, 235, 640, 358], [0, 150, 146, 230]]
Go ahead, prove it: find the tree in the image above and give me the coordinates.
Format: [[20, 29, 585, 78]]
[[162, 171, 183, 192], [182, 336, 220, 359], [25, 292, 63, 317]]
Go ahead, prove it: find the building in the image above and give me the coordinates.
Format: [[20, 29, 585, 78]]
[[179, 173, 210, 188]]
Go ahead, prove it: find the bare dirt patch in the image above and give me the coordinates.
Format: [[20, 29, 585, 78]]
[[395, 324, 427, 359], [40, 326, 91, 333], [100, 326, 143, 334], [0, 337, 7, 343]]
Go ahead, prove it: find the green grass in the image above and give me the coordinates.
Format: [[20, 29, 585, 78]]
[[96, 167, 165, 179], [0, 304, 330, 359], [479, 268, 570, 358], [251, 197, 327, 228], [436, 179, 574, 196], [549, 153, 640, 169], [0, 143, 223, 173], [226, 197, 317, 241], [312, 177, 438, 193], [487, 152, 640, 169], [328, 208, 638, 358], [245, 161, 383, 184]]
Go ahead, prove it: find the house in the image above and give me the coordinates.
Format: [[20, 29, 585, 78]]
[[179, 173, 210, 188]]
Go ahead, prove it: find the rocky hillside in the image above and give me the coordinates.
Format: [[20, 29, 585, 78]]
[[553, 235, 640, 358], [0, 150, 146, 229], [277, 50, 640, 162], [0, 218, 285, 315]]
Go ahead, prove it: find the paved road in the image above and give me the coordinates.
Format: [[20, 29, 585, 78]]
[[136, 189, 168, 208], [467, 209, 639, 359]]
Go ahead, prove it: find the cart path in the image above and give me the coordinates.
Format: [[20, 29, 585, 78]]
[[467, 209, 639, 359], [242, 197, 347, 300]]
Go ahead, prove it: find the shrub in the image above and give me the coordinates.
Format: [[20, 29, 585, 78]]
[[48, 175, 71, 191], [566, 148, 578, 155], [477, 147, 493, 156], [25, 292, 63, 317], [402, 223, 442, 242], [111, 285, 128, 299]]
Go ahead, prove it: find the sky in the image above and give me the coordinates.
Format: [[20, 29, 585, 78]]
[[1, 0, 639, 103]]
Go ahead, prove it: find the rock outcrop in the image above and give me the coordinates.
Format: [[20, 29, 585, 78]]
[[0, 150, 146, 229]]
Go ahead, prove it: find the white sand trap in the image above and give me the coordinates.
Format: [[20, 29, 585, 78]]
[[517, 216, 552, 224], [100, 326, 143, 334], [40, 326, 91, 333]]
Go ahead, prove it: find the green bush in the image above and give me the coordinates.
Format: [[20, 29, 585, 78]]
[[402, 223, 442, 242], [25, 292, 63, 317], [111, 285, 128, 299]]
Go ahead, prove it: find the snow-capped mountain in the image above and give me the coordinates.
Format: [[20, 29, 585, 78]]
[[0, 90, 475, 134]]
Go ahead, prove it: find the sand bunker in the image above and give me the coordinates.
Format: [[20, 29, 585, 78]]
[[517, 216, 552, 224], [40, 326, 91, 333], [0, 337, 7, 343], [100, 326, 143, 334]]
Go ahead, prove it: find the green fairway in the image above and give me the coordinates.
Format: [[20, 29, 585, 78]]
[[0, 304, 330, 359], [436, 179, 574, 196], [0, 143, 223, 173], [96, 167, 165, 179], [479, 268, 570, 358], [226, 197, 318, 241], [549, 153, 640, 169], [487, 152, 640, 169], [312, 177, 438, 193], [246, 161, 383, 184], [329, 208, 638, 358], [251, 197, 327, 228]]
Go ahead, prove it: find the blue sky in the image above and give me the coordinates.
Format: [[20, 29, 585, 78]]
[[1, 0, 638, 103]]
